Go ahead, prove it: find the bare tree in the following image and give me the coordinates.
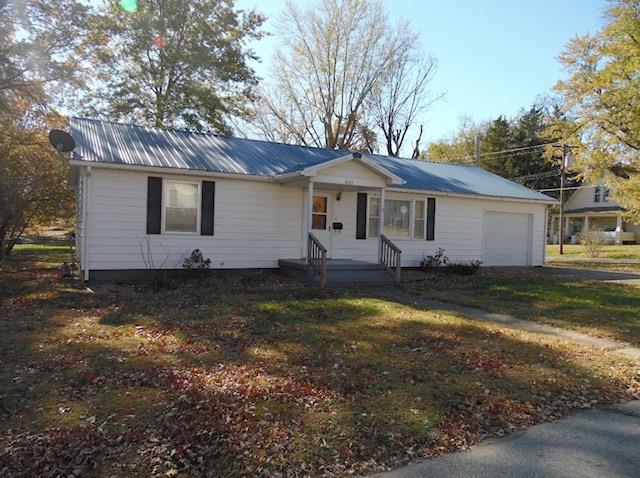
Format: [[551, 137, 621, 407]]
[[252, 0, 415, 150], [369, 51, 441, 157]]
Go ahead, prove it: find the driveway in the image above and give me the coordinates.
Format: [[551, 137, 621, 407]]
[[373, 401, 640, 478]]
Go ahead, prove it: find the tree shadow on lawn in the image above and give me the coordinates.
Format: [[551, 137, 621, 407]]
[[1, 268, 639, 477]]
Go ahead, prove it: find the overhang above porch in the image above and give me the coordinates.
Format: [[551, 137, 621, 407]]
[[274, 153, 405, 189]]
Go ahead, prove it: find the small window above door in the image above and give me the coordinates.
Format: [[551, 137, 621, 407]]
[[312, 196, 328, 230]]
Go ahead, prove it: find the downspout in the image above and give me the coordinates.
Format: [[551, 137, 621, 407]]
[[82, 166, 91, 281]]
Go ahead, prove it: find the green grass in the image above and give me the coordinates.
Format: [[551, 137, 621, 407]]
[[546, 244, 640, 259], [1, 249, 638, 477], [13, 243, 73, 251], [404, 268, 640, 346]]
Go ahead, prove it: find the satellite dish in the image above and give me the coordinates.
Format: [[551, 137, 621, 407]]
[[49, 129, 75, 153]]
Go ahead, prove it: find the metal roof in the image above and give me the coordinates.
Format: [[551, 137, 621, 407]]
[[70, 118, 555, 202]]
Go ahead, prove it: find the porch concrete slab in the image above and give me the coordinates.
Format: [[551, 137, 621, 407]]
[[371, 401, 640, 478]]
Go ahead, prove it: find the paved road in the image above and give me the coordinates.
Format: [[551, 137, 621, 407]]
[[373, 401, 640, 478]]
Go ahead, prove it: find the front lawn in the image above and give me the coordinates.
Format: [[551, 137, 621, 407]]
[[404, 268, 640, 347], [546, 244, 640, 259], [1, 250, 639, 477]]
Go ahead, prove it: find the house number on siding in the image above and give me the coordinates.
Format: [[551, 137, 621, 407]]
[[344, 179, 354, 185]]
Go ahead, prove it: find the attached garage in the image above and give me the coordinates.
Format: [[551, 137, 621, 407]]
[[482, 211, 533, 266]]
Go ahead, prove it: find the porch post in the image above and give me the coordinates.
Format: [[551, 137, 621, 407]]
[[616, 215, 623, 244], [304, 180, 314, 260], [584, 215, 590, 232], [564, 216, 570, 242]]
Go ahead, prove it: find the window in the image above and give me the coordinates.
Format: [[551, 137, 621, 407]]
[[165, 181, 199, 233], [603, 187, 610, 202], [368, 197, 380, 237], [384, 199, 411, 238], [594, 186, 602, 203], [414, 200, 425, 239], [312, 196, 328, 230]]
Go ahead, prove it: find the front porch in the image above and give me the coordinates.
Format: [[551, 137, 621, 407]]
[[275, 153, 406, 286], [549, 212, 637, 245]]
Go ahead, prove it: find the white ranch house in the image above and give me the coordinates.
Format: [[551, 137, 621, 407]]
[[68, 118, 555, 285], [549, 183, 639, 245]]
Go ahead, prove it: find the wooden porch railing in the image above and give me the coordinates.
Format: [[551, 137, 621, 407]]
[[380, 234, 402, 284], [307, 232, 328, 287]]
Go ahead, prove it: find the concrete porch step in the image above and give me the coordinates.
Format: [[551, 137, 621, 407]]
[[278, 259, 394, 285]]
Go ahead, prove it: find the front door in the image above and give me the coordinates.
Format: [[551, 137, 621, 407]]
[[311, 193, 332, 257]]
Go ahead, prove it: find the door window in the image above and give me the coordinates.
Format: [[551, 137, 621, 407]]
[[312, 196, 328, 229]]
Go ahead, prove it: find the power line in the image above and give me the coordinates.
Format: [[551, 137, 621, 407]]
[[456, 142, 557, 162]]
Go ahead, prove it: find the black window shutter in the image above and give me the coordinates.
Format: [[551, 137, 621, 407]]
[[201, 180, 215, 236], [426, 197, 436, 241], [146, 177, 162, 234], [356, 192, 367, 239]]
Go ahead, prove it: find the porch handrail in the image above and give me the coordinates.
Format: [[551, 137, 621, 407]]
[[307, 232, 328, 287], [380, 234, 402, 284]]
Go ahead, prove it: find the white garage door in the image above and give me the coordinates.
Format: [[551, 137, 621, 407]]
[[483, 211, 532, 266]]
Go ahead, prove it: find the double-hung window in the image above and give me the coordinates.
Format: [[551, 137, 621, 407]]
[[164, 180, 199, 233], [368, 197, 380, 237], [414, 200, 425, 239]]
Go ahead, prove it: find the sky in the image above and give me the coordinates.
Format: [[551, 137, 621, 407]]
[[236, 0, 606, 143]]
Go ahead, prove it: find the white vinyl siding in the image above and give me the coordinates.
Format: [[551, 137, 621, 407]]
[[82, 167, 548, 273], [85, 168, 303, 270]]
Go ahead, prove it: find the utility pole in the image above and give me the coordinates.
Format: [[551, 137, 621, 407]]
[[475, 135, 481, 167], [557, 144, 573, 255]]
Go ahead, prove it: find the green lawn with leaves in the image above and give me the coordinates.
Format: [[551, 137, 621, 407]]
[[1, 250, 639, 477], [546, 244, 640, 259], [404, 268, 640, 347]]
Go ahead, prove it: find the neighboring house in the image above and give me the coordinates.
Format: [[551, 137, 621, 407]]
[[549, 182, 639, 245], [68, 118, 555, 283]]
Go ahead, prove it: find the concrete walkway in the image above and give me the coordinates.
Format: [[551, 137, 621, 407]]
[[540, 265, 640, 285], [372, 401, 640, 478], [383, 291, 640, 359], [547, 257, 640, 265]]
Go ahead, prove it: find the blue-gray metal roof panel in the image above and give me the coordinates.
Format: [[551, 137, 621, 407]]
[[70, 118, 554, 202]]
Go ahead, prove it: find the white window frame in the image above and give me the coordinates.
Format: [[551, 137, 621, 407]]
[[367, 195, 381, 238], [594, 186, 602, 203], [368, 196, 429, 240], [383, 198, 412, 240], [311, 194, 329, 231], [163, 179, 201, 235], [413, 199, 426, 240]]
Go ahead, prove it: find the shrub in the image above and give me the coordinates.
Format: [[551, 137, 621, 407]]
[[420, 248, 448, 269], [577, 229, 604, 258], [183, 249, 212, 274], [445, 260, 482, 275]]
